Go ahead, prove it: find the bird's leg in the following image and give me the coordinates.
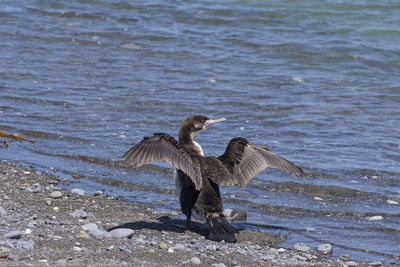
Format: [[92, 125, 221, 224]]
[[186, 211, 191, 229]]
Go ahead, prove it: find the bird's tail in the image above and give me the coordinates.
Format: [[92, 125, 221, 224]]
[[207, 213, 238, 243], [207, 213, 238, 235]]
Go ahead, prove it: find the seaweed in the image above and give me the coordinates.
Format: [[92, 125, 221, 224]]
[[0, 131, 35, 143]]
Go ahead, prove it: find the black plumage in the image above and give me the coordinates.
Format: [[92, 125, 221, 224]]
[[123, 115, 303, 242]]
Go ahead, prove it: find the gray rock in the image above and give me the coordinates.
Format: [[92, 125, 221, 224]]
[[25, 187, 33, 192], [81, 223, 98, 232], [89, 229, 109, 238], [0, 206, 7, 215], [55, 259, 67, 266], [136, 237, 145, 243], [261, 254, 275, 261], [119, 246, 132, 253], [293, 243, 310, 252], [69, 209, 88, 219], [71, 188, 85, 196], [50, 191, 62, 198], [346, 261, 358, 267], [317, 243, 333, 254], [16, 239, 35, 250], [212, 264, 226, 267], [109, 228, 134, 239], [231, 260, 238, 266], [295, 255, 308, 261], [174, 243, 185, 250], [369, 262, 382, 266], [106, 245, 114, 251], [190, 257, 201, 265], [5, 230, 23, 239]]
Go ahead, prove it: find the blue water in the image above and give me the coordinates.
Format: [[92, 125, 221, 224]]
[[1, 0, 399, 263]]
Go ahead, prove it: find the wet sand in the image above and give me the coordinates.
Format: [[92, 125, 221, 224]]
[[0, 160, 383, 266]]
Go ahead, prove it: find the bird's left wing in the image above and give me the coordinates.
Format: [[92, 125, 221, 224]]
[[123, 133, 203, 190], [217, 137, 303, 188]]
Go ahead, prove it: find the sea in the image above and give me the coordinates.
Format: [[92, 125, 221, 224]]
[[1, 0, 399, 263]]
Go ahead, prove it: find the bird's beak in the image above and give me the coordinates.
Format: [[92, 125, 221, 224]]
[[204, 118, 226, 128]]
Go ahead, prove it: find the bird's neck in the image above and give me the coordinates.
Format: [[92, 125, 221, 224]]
[[179, 129, 204, 156]]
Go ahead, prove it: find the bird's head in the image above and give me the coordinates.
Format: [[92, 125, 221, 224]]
[[179, 115, 226, 143]]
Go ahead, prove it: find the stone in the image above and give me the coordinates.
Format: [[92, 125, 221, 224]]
[[71, 188, 85, 196], [346, 261, 358, 266], [190, 257, 201, 265], [168, 248, 174, 253], [212, 264, 226, 267], [109, 228, 134, 239], [0, 206, 7, 215], [173, 243, 185, 250], [277, 248, 286, 253], [159, 242, 168, 250], [295, 255, 308, 261], [50, 191, 62, 199], [69, 209, 88, 219], [261, 255, 275, 261], [293, 243, 310, 252], [317, 243, 333, 254], [55, 259, 67, 266], [119, 246, 132, 253], [45, 198, 52, 206], [81, 223, 98, 232], [369, 262, 382, 266], [95, 191, 104, 196], [90, 229, 110, 238], [16, 240, 34, 250], [5, 230, 23, 239]]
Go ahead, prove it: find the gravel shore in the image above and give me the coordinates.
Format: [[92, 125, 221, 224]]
[[0, 160, 388, 266]]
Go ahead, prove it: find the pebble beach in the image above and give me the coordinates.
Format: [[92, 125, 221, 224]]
[[0, 160, 392, 266]]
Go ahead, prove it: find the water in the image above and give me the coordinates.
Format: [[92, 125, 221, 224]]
[[1, 0, 399, 263]]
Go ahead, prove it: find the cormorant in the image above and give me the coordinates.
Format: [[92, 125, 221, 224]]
[[123, 115, 303, 242]]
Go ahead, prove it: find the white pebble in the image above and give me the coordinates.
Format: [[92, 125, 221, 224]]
[[72, 188, 85, 196], [387, 200, 399, 205], [50, 191, 62, 199]]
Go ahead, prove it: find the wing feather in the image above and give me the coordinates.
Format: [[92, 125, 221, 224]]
[[123, 133, 203, 190], [218, 137, 303, 188]]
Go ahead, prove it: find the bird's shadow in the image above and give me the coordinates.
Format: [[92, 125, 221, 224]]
[[107, 215, 209, 237]]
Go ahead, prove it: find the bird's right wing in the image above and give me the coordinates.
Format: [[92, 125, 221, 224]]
[[123, 133, 203, 190]]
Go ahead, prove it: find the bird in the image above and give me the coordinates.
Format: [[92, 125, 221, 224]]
[[123, 115, 303, 242]]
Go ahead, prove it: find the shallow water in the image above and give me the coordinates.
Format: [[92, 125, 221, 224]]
[[1, 0, 399, 263]]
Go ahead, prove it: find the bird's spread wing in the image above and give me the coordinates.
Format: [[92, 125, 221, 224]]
[[217, 137, 303, 188], [123, 133, 203, 190]]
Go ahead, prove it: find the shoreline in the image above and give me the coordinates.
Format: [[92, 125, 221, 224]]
[[0, 160, 389, 266]]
